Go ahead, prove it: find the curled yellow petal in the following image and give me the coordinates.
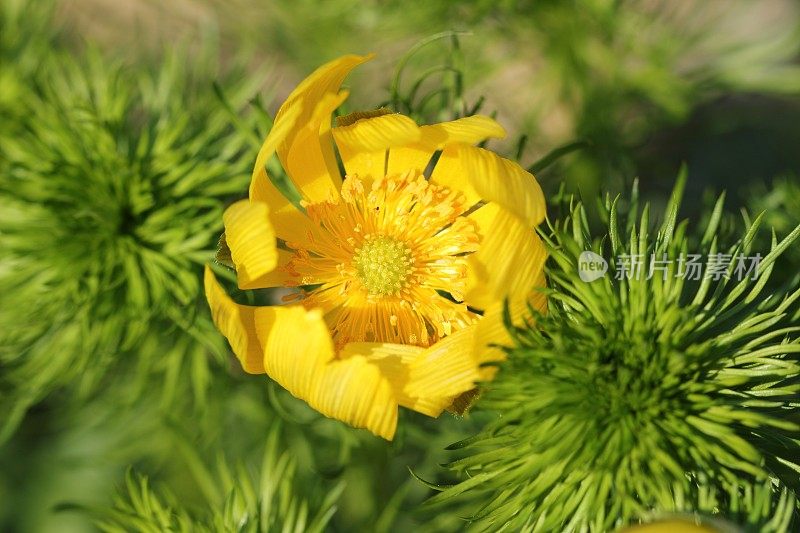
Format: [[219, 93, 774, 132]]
[[621, 521, 718, 533], [473, 277, 547, 380], [275, 54, 372, 201], [253, 305, 398, 439], [309, 356, 398, 440], [386, 114, 506, 177], [204, 266, 265, 374], [465, 203, 548, 310], [285, 90, 350, 202], [251, 248, 296, 288], [428, 152, 481, 208], [222, 200, 279, 290], [248, 101, 317, 245], [249, 100, 301, 209], [405, 327, 481, 400], [340, 342, 453, 417], [251, 182, 315, 246], [433, 143, 546, 226], [418, 114, 506, 149], [252, 305, 334, 392], [333, 113, 420, 153], [207, 265, 400, 439], [333, 113, 420, 178]]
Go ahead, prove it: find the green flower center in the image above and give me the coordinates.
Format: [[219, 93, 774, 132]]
[[353, 235, 413, 296]]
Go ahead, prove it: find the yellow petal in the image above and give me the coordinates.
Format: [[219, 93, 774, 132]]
[[333, 113, 420, 178], [418, 115, 506, 149], [386, 115, 505, 177], [621, 521, 718, 533], [333, 113, 420, 153], [340, 343, 452, 417], [432, 143, 546, 226], [253, 304, 398, 439], [528, 271, 548, 315], [251, 248, 296, 288], [428, 149, 482, 207], [386, 143, 436, 178], [309, 356, 399, 440], [405, 327, 482, 400], [252, 305, 334, 392], [465, 203, 548, 310], [248, 102, 315, 245], [204, 266, 265, 374], [249, 100, 301, 210], [285, 90, 350, 202], [251, 182, 315, 246], [222, 200, 279, 290], [275, 54, 372, 202], [472, 278, 547, 381]]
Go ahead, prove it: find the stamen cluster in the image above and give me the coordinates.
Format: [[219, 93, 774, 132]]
[[283, 171, 480, 346], [353, 235, 414, 297]]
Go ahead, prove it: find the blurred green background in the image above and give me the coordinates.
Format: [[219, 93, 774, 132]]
[[1, 0, 799, 531], [53, 0, 800, 207]]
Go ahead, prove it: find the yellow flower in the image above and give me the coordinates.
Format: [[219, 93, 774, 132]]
[[205, 54, 547, 439]]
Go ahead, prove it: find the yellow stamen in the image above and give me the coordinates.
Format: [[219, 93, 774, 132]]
[[284, 170, 480, 347], [353, 235, 414, 296]]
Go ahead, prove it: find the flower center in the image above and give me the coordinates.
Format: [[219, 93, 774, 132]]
[[353, 235, 413, 296], [283, 171, 480, 346]]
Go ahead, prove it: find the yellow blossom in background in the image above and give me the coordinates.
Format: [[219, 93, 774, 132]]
[[619, 519, 723, 533], [205, 54, 547, 439]]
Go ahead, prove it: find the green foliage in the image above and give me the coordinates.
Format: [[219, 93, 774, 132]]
[[387, 31, 475, 124], [512, 0, 800, 172], [432, 172, 800, 531], [748, 176, 800, 266], [0, 0, 59, 138], [0, 40, 270, 440], [2, 1, 800, 532], [72, 427, 343, 533]]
